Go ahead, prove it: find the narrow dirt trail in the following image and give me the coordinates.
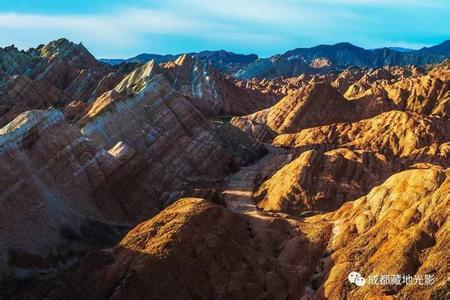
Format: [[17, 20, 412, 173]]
[[221, 148, 335, 298], [221, 145, 336, 235], [221, 145, 344, 226], [222, 151, 292, 215], [220, 149, 308, 239]]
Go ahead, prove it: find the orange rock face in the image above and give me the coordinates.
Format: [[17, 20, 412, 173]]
[[231, 82, 358, 142], [308, 166, 449, 299], [273, 110, 449, 160], [255, 148, 397, 214]]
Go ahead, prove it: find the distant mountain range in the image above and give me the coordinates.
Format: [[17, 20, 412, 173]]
[[100, 50, 257, 74], [234, 41, 450, 79], [101, 40, 450, 79]]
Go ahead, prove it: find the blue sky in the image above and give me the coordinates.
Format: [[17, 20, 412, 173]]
[[0, 0, 449, 58]]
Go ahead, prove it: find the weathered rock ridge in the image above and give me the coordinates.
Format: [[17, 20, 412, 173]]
[[0, 109, 135, 280]]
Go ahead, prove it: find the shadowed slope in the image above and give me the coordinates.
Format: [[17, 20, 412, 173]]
[[20, 198, 330, 300]]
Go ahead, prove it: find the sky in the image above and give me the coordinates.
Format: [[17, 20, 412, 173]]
[[0, 0, 449, 58]]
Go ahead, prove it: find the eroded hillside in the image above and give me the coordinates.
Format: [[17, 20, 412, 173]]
[[0, 40, 448, 299]]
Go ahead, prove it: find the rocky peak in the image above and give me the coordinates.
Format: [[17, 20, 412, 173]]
[[231, 81, 356, 141], [114, 60, 158, 94], [174, 53, 195, 67], [38, 38, 78, 58], [37, 38, 100, 69]]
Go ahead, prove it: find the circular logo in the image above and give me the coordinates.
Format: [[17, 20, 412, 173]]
[[348, 272, 362, 284], [355, 276, 366, 287], [348, 272, 366, 287]]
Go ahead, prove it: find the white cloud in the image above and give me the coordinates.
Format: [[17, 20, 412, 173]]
[[0, 1, 360, 37], [173, 0, 316, 24], [0, 9, 204, 39], [0, 2, 341, 54], [0, 0, 446, 57], [306, 0, 445, 7]]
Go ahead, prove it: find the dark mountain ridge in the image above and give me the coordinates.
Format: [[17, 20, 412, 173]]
[[99, 40, 450, 79], [3, 38, 450, 82], [234, 40, 450, 79], [100, 50, 258, 74]]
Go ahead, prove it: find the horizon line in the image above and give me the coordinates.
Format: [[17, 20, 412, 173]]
[[3, 37, 449, 60]]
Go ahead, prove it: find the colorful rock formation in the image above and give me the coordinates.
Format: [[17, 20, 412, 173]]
[[0, 38, 448, 299]]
